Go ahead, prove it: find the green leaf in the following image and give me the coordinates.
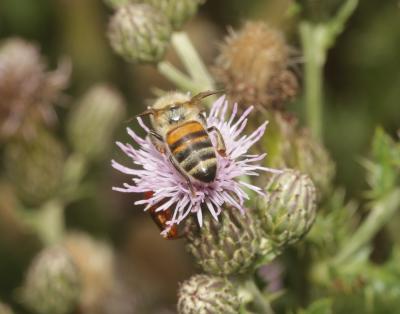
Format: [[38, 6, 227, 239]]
[[300, 298, 332, 314], [364, 127, 400, 199]]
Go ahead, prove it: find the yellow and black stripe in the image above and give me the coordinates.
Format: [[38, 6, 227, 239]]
[[167, 121, 217, 183]]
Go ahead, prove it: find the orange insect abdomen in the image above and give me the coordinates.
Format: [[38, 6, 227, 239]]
[[144, 191, 179, 240], [167, 121, 217, 183]]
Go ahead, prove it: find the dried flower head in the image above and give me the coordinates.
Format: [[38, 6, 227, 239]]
[[0, 38, 70, 140], [177, 274, 240, 314], [112, 94, 275, 235], [108, 4, 172, 63], [214, 22, 298, 110]]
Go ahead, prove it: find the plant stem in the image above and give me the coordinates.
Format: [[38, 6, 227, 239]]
[[244, 279, 275, 314], [157, 31, 216, 106], [334, 188, 400, 265], [171, 32, 214, 90], [300, 0, 358, 142], [157, 61, 199, 92], [19, 200, 65, 246], [300, 23, 324, 142]]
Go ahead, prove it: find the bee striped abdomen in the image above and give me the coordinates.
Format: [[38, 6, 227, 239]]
[[167, 121, 217, 183]]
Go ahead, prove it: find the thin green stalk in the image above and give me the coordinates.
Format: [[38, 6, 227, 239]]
[[334, 188, 400, 265], [300, 0, 358, 142], [157, 61, 199, 92], [300, 23, 324, 142], [18, 200, 65, 246], [171, 31, 214, 90], [244, 279, 275, 314]]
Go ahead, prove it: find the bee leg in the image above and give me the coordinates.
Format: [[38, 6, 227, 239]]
[[207, 126, 226, 157], [149, 131, 166, 154], [168, 155, 196, 196]]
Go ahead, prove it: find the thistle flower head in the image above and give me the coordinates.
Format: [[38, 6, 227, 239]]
[[107, 4, 172, 63], [177, 274, 240, 314], [4, 129, 66, 206], [19, 246, 81, 314], [112, 95, 274, 235], [256, 169, 317, 248], [185, 205, 264, 276], [0, 38, 70, 140], [214, 22, 298, 110]]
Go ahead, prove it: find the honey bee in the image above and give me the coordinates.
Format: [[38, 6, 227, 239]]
[[138, 91, 226, 239], [138, 91, 226, 190]]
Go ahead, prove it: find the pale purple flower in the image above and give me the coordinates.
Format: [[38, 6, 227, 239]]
[[112, 96, 276, 235]]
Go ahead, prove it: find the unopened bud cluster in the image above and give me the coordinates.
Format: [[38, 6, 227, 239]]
[[185, 169, 316, 280], [107, 0, 205, 63]]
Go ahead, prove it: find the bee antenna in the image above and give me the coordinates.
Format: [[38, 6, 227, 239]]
[[137, 109, 155, 117], [191, 90, 225, 102], [124, 109, 154, 124]]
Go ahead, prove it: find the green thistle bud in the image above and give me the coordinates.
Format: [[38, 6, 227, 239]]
[[185, 206, 265, 276], [0, 302, 14, 314], [19, 246, 81, 314], [260, 112, 335, 196], [292, 130, 335, 196], [4, 130, 65, 206], [67, 84, 125, 161], [177, 275, 240, 314], [108, 4, 172, 63], [256, 169, 317, 248], [133, 0, 205, 29]]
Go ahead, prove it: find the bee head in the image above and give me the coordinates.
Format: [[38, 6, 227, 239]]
[[137, 91, 223, 136]]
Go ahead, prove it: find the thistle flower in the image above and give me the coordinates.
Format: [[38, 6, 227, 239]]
[[19, 246, 81, 314], [108, 4, 172, 63], [4, 129, 65, 206], [214, 22, 298, 110], [112, 95, 275, 235], [256, 169, 317, 248], [177, 274, 240, 314], [185, 205, 265, 276], [0, 38, 70, 140]]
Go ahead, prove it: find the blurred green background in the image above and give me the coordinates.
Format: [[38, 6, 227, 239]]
[[0, 0, 399, 312]]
